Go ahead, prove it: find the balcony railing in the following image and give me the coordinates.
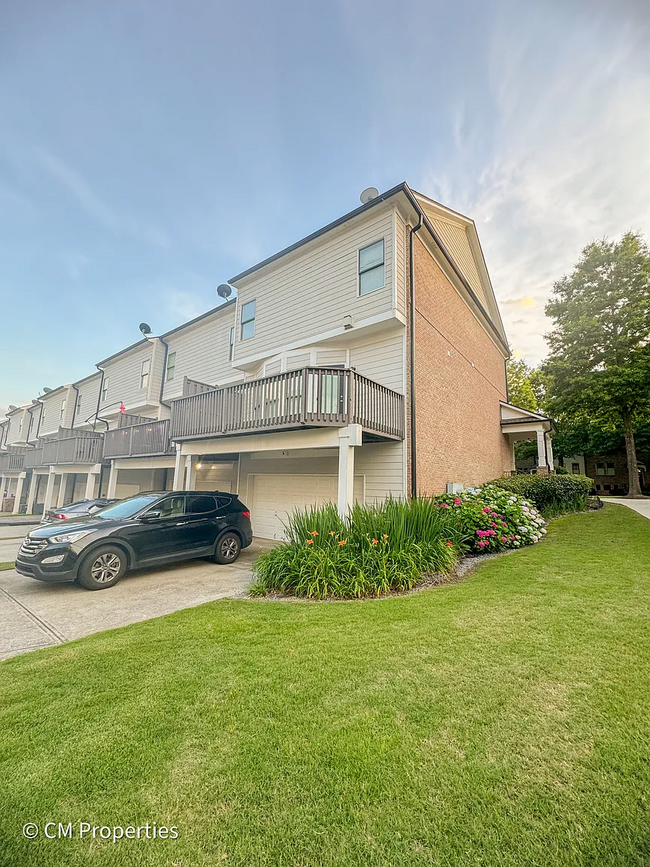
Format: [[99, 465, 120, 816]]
[[0, 451, 26, 473], [170, 368, 404, 442], [23, 448, 43, 469], [103, 419, 174, 458], [41, 435, 104, 466]]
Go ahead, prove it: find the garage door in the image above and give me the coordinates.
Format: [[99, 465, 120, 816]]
[[250, 474, 365, 540]]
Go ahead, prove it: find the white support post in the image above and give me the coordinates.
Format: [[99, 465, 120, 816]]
[[43, 469, 57, 513], [173, 445, 184, 489], [536, 430, 546, 470], [84, 471, 98, 500], [56, 473, 67, 508], [107, 463, 119, 498], [186, 456, 197, 491], [12, 472, 27, 514], [26, 474, 39, 514], [337, 424, 362, 517], [546, 436, 555, 472]]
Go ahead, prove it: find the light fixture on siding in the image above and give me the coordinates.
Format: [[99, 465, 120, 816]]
[[196, 462, 202, 469], [343, 315, 354, 330]]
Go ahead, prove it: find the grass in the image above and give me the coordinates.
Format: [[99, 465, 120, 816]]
[[1, 505, 649, 866], [0, 562, 15, 571]]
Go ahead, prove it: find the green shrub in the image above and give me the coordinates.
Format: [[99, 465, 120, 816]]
[[251, 490, 546, 599], [492, 473, 593, 517]]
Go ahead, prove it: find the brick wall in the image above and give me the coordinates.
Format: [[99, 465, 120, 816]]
[[585, 455, 629, 495], [410, 234, 511, 494]]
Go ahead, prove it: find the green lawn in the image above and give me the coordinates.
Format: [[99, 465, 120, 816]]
[[1, 505, 649, 866], [0, 562, 14, 571]]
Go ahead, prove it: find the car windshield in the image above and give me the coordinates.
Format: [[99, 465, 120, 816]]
[[94, 495, 160, 520]]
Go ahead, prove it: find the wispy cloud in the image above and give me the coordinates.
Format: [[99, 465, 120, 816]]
[[34, 148, 169, 248], [421, 2, 650, 364], [162, 287, 207, 322]]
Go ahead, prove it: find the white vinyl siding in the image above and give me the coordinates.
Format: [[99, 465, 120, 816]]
[[162, 307, 239, 402], [74, 374, 102, 429], [38, 388, 74, 436], [395, 210, 407, 318], [99, 343, 155, 413], [232, 206, 395, 360], [349, 330, 405, 392]]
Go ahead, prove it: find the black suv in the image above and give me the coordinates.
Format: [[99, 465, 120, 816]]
[[15, 491, 253, 590]]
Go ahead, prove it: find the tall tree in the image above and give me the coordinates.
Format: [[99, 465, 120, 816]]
[[544, 232, 650, 497], [506, 358, 539, 412]]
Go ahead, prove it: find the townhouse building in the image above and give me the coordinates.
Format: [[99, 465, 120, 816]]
[[1, 183, 549, 538]]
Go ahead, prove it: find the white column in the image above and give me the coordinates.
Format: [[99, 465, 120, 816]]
[[12, 472, 27, 514], [546, 436, 555, 472], [337, 424, 362, 517], [56, 473, 68, 507], [107, 463, 119, 498], [536, 430, 546, 470], [172, 445, 184, 489], [84, 472, 98, 499], [186, 456, 197, 490], [43, 469, 57, 512], [0, 476, 5, 510], [26, 474, 39, 513]]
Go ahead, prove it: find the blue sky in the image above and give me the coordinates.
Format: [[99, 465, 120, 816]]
[[1, 0, 649, 411]]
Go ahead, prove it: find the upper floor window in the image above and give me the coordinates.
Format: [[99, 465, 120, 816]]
[[101, 377, 109, 403], [18, 417, 23, 435], [140, 359, 151, 390], [76, 395, 83, 417], [166, 351, 176, 382], [241, 300, 256, 340], [229, 326, 235, 360], [359, 239, 385, 295], [596, 462, 615, 476], [60, 400, 66, 420]]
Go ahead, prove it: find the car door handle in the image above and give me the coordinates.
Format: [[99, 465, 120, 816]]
[[175, 521, 189, 526]]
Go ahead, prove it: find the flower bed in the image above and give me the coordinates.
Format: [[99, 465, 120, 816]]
[[251, 489, 546, 599]]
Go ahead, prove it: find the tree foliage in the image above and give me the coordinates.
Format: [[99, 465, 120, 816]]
[[506, 359, 539, 412], [543, 232, 650, 495]]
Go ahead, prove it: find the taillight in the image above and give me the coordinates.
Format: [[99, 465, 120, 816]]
[[55, 514, 67, 519], [242, 511, 251, 518]]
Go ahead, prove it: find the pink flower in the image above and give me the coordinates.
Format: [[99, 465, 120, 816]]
[[445, 541, 453, 547], [477, 540, 486, 548], [440, 502, 449, 508], [501, 536, 508, 543], [482, 507, 491, 514], [509, 535, 515, 541], [453, 497, 462, 505], [491, 522, 497, 528], [488, 530, 495, 536]]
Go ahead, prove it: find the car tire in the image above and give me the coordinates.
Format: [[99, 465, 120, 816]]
[[77, 545, 128, 590], [214, 532, 241, 565]]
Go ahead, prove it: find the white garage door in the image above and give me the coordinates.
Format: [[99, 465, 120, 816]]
[[250, 474, 365, 540]]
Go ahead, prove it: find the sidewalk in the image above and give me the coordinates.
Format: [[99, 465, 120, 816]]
[[606, 498, 650, 520]]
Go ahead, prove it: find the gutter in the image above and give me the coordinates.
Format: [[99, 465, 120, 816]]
[[409, 212, 424, 499], [93, 366, 110, 431], [70, 383, 80, 428], [157, 336, 171, 409]]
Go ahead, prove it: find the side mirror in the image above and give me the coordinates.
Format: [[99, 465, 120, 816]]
[[142, 510, 162, 521]]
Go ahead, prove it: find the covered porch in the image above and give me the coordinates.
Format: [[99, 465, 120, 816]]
[[500, 402, 554, 473]]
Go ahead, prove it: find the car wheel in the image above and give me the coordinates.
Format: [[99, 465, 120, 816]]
[[214, 532, 241, 565], [77, 545, 127, 590]]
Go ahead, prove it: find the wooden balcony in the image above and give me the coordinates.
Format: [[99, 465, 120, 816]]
[[103, 419, 174, 458], [170, 368, 405, 442], [41, 434, 104, 466], [0, 450, 26, 473]]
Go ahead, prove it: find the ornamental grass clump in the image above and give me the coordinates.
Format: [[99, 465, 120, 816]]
[[251, 499, 459, 599]]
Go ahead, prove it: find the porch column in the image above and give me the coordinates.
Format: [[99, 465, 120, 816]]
[[337, 424, 362, 517], [106, 463, 119, 498], [56, 473, 68, 507], [26, 474, 39, 514], [43, 469, 57, 512], [12, 472, 27, 514], [172, 444, 184, 489], [536, 430, 548, 473], [546, 436, 555, 472], [84, 471, 98, 499], [0, 476, 5, 509], [185, 456, 197, 490]]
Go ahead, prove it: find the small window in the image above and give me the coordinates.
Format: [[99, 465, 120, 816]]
[[166, 352, 176, 382], [571, 463, 580, 475], [101, 378, 109, 403], [596, 462, 605, 476], [42, 406, 47, 423], [606, 463, 616, 476], [241, 300, 256, 340], [359, 239, 385, 296], [140, 359, 151, 390], [18, 417, 23, 435], [229, 326, 235, 360], [187, 495, 217, 514], [60, 399, 66, 420], [76, 395, 83, 417]]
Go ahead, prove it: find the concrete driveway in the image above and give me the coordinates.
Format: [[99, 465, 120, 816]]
[[606, 498, 650, 520], [0, 525, 273, 660]]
